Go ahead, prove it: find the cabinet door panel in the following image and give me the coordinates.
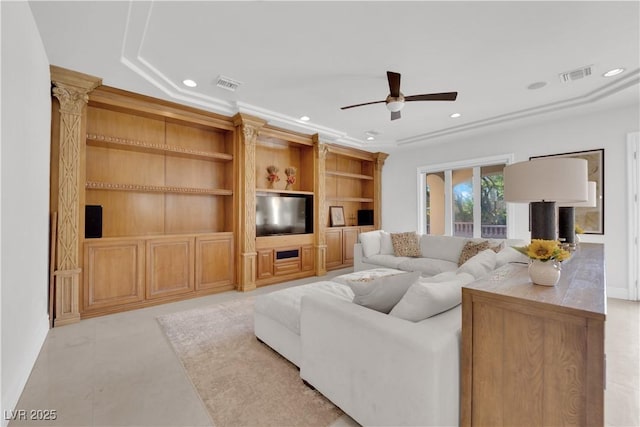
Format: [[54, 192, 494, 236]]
[[342, 228, 359, 265], [257, 250, 274, 280], [84, 240, 144, 311], [325, 229, 343, 269], [146, 237, 194, 299], [196, 234, 234, 290], [301, 245, 314, 272]]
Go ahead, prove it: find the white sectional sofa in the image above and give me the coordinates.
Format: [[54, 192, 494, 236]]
[[254, 232, 528, 426], [354, 230, 523, 274]]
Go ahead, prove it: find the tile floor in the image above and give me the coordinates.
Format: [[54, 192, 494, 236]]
[[9, 270, 640, 427]]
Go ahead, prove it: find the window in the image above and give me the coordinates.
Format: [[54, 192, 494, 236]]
[[418, 155, 514, 239]]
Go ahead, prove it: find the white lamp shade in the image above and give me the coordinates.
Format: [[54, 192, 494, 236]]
[[560, 181, 597, 207], [504, 158, 588, 203]]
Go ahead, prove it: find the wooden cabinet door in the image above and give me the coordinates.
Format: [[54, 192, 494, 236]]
[[146, 237, 195, 300], [301, 245, 314, 272], [195, 233, 234, 291], [257, 249, 274, 280], [83, 239, 145, 311], [325, 229, 343, 269], [359, 226, 375, 234], [342, 227, 359, 265]]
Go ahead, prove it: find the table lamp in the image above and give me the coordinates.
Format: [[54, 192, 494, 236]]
[[504, 158, 588, 240], [558, 181, 597, 244]]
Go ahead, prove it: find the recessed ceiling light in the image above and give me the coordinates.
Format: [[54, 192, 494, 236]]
[[603, 68, 625, 77], [366, 136, 375, 141], [450, 113, 461, 118], [182, 79, 197, 88], [527, 81, 547, 90], [300, 116, 310, 122]]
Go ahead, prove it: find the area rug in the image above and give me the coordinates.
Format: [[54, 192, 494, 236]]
[[157, 297, 343, 427]]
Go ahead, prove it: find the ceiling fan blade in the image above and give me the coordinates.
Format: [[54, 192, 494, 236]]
[[387, 71, 401, 98], [404, 92, 458, 102], [340, 100, 386, 110], [391, 110, 401, 121]]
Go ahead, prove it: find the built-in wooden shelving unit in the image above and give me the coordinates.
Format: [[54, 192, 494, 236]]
[[48, 65, 388, 325]]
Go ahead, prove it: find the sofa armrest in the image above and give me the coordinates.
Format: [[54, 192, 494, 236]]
[[300, 293, 461, 426], [354, 243, 379, 272], [353, 243, 366, 271]]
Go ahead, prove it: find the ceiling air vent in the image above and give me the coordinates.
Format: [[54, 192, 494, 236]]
[[559, 65, 592, 83], [215, 75, 242, 92]]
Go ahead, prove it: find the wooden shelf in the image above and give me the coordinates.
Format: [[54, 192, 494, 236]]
[[326, 196, 374, 203], [86, 181, 233, 196], [256, 188, 314, 196], [325, 170, 374, 180], [86, 133, 233, 162]]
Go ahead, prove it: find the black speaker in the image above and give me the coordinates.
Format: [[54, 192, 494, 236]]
[[357, 209, 374, 226], [85, 205, 102, 238]]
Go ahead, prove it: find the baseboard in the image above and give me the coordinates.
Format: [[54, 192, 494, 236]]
[[607, 286, 629, 300]]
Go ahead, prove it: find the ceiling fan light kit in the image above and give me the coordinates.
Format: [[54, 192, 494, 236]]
[[341, 71, 458, 121], [386, 99, 405, 113]]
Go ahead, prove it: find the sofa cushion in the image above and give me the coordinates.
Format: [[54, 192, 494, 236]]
[[458, 240, 491, 266], [420, 235, 468, 263], [390, 232, 422, 257], [365, 254, 412, 269], [397, 257, 459, 276], [332, 267, 406, 286], [389, 273, 475, 322], [254, 281, 354, 335], [359, 229, 383, 258], [380, 231, 395, 255], [347, 271, 421, 313], [457, 248, 497, 279]]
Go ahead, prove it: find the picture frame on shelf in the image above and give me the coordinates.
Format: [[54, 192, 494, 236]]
[[531, 148, 604, 234], [329, 206, 346, 227]]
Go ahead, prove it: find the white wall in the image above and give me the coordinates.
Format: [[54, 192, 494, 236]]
[[382, 103, 640, 298], [1, 2, 51, 423]]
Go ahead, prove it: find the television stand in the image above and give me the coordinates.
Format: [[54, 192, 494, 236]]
[[255, 234, 315, 286]]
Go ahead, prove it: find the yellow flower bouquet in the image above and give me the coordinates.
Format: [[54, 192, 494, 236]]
[[514, 239, 571, 262]]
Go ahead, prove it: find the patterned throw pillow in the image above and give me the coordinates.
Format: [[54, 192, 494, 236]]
[[390, 232, 422, 257], [458, 240, 490, 266]]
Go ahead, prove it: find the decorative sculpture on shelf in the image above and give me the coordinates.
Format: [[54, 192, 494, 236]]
[[285, 167, 297, 190], [266, 165, 280, 189]]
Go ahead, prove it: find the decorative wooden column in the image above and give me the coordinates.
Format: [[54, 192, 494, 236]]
[[233, 113, 267, 291], [373, 152, 389, 230], [313, 135, 328, 275], [50, 66, 102, 326]]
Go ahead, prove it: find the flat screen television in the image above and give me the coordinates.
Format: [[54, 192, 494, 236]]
[[256, 193, 313, 237]]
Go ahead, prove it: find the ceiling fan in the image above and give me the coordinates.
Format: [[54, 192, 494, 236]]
[[340, 71, 458, 121]]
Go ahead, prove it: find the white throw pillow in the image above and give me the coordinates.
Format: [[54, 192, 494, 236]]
[[496, 245, 530, 267], [389, 274, 475, 322], [420, 235, 468, 263], [380, 231, 395, 255], [347, 271, 421, 314], [359, 230, 382, 258], [457, 248, 497, 279]]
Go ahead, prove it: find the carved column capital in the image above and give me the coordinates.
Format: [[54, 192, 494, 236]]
[[52, 84, 90, 115], [242, 125, 259, 146], [375, 152, 389, 170], [50, 65, 101, 115]]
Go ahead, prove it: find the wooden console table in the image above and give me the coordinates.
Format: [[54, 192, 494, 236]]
[[461, 243, 606, 426]]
